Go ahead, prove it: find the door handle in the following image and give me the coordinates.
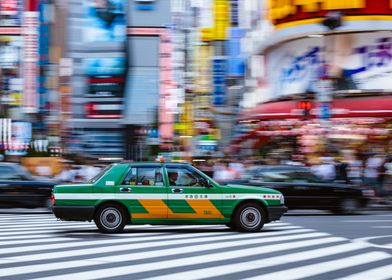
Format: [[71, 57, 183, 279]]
[[171, 188, 183, 193], [120, 187, 132, 192]]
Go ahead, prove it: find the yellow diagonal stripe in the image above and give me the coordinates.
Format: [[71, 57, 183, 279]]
[[132, 199, 172, 219], [186, 200, 224, 219]]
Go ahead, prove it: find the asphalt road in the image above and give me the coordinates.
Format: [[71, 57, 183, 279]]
[[0, 210, 391, 280], [285, 210, 392, 254]]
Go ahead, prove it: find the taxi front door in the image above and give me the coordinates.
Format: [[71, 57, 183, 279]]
[[165, 165, 224, 221]]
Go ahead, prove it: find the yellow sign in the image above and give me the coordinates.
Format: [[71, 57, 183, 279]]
[[214, 0, 230, 40], [200, 28, 213, 42], [268, 0, 365, 23]]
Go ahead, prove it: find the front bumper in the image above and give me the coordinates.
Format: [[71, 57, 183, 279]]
[[52, 205, 95, 221], [267, 205, 288, 222]]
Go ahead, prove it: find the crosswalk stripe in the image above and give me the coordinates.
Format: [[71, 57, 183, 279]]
[[1, 214, 390, 280], [0, 222, 94, 230], [0, 215, 54, 221], [28, 237, 344, 280], [145, 242, 369, 280], [337, 264, 392, 280], [0, 230, 234, 255], [0, 225, 95, 236], [0, 229, 317, 267], [0, 231, 325, 277], [246, 252, 391, 280], [0, 237, 78, 247]]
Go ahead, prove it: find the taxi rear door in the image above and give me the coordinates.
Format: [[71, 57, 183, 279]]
[[118, 165, 168, 220]]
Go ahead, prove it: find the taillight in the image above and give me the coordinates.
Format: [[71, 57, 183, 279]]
[[51, 194, 55, 205]]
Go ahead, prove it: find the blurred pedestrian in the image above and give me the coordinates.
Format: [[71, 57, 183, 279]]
[[383, 156, 392, 196], [312, 156, 336, 182], [364, 153, 384, 196], [213, 162, 237, 183]]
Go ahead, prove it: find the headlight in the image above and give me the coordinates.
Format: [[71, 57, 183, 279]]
[[280, 195, 285, 205]]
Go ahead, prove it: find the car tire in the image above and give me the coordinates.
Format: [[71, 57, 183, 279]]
[[233, 202, 266, 232], [94, 204, 127, 233]]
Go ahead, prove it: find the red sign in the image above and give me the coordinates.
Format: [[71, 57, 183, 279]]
[[268, 0, 392, 26], [0, 0, 18, 15], [23, 11, 39, 113]]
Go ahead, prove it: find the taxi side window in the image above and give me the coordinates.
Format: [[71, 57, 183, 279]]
[[166, 167, 205, 187], [122, 167, 164, 186]]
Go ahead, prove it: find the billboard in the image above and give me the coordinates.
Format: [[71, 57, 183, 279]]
[[268, 0, 392, 26], [83, 0, 126, 43], [83, 57, 126, 97], [267, 31, 392, 97], [0, 0, 22, 26]]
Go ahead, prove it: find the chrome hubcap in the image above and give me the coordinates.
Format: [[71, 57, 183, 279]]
[[240, 207, 261, 229], [101, 208, 121, 229]]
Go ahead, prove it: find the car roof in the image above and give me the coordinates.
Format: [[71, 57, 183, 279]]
[[120, 162, 193, 167], [249, 165, 310, 172]]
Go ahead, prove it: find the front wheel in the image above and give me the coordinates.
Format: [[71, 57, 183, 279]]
[[233, 202, 266, 232], [94, 204, 127, 233]]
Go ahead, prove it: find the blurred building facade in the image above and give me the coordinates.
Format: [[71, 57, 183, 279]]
[[0, 0, 55, 158], [236, 0, 392, 161]]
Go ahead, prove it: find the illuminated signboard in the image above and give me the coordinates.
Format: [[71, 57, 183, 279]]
[[83, 0, 126, 43], [134, 0, 156, 10], [212, 57, 226, 106], [23, 11, 39, 113], [214, 0, 230, 40], [268, 0, 392, 27], [83, 57, 126, 98]]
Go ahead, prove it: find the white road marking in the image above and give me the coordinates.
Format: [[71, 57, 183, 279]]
[[246, 252, 391, 280], [337, 264, 392, 280], [0, 230, 233, 255], [372, 226, 392, 229], [342, 220, 392, 223], [28, 237, 344, 280], [145, 242, 368, 280], [0, 225, 95, 236], [0, 229, 314, 266], [353, 235, 392, 250], [0, 231, 326, 277]]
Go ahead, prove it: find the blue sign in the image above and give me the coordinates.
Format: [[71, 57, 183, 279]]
[[226, 28, 246, 77], [135, 0, 155, 10], [212, 58, 226, 106], [320, 103, 330, 119]]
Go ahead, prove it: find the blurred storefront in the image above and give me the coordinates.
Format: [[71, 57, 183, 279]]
[[236, 0, 392, 161]]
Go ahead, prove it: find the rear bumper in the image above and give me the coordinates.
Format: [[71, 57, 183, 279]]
[[267, 205, 288, 222], [52, 206, 95, 221]]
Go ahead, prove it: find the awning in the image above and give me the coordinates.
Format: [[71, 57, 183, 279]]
[[239, 95, 392, 121]]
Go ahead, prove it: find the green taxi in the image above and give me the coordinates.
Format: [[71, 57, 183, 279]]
[[52, 162, 287, 233]]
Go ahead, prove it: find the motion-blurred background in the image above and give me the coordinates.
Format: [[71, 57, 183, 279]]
[[0, 0, 392, 201]]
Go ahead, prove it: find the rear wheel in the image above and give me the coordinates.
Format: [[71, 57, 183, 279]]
[[233, 202, 266, 232], [94, 204, 127, 233]]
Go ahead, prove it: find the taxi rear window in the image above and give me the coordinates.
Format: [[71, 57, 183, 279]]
[[88, 164, 112, 183]]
